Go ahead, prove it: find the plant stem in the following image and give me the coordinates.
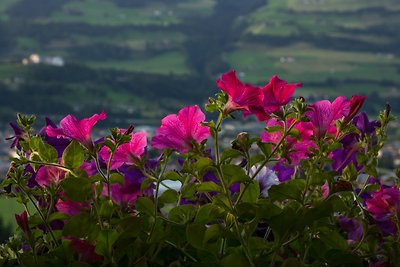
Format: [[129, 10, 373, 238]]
[[165, 240, 198, 262], [105, 150, 116, 200], [15, 180, 59, 246], [147, 154, 170, 243], [235, 120, 298, 206], [25, 160, 74, 174]]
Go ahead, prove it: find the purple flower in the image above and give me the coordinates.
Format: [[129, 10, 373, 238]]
[[272, 163, 295, 182], [7, 122, 27, 149], [106, 167, 152, 207], [353, 112, 381, 135], [332, 133, 360, 173], [251, 166, 279, 197], [40, 118, 71, 158], [339, 216, 363, 243]]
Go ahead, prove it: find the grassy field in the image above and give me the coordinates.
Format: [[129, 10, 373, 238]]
[[87, 51, 190, 74], [225, 42, 400, 84], [248, 0, 400, 35], [0, 198, 24, 230], [0, 0, 20, 20], [287, 0, 400, 12], [33, 0, 215, 26]]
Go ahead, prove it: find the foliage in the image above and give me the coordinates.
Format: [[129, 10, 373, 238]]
[[0, 70, 399, 266]]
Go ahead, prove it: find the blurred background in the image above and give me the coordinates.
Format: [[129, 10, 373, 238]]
[[1, 0, 400, 239]]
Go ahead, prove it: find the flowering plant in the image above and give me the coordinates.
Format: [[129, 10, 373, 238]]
[[1, 70, 398, 267]]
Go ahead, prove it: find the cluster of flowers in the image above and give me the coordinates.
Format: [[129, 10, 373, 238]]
[[2, 70, 399, 266]]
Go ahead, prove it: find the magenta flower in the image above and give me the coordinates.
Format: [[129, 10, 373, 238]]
[[261, 118, 315, 165], [305, 96, 350, 138], [151, 105, 210, 153], [46, 111, 106, 149], [366, 186, 400, 235], [68, 237, 103, 263], [342, 95, 366, 126], [216, 70, 262, 115], [35, 166, 66, 188], [56, 196, 90, 217], [261, 75, 302, 114], [99, 131, 147, 170], [15, 211, 31, 237], [366, 186, 400, 218], [104, 168, 151, 206]]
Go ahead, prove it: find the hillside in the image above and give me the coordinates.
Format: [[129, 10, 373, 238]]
[[0, 0, 399, 125]]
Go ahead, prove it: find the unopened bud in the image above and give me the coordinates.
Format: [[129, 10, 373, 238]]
[[125, 125, 135, 135]]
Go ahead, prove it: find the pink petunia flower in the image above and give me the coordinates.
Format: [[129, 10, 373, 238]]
[[151, 105, 210, 153], [366, 186, 400, 218], [366, 186, 400, 236], [217, 70, 263, 115], [56, 196, 90, 217], [99, 131, 147, 170], [46, 111, 106, 149], [261, 75, 302, 114], [68, 237, 103, 263], [15, 211, 31, 237], [305, 96, 350, 139], [35, 166, 66, 188], [342, 95, 366, 126], [261, 118, 315, 165], [103, 168, 151, 206]]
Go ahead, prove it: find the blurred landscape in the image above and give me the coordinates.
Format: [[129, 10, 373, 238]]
[[1, 0, 400, 237]]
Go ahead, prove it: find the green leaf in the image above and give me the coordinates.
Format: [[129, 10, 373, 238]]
[[48, 212, 69, 222], [235, 202, 258, 222], [29, 136, 41, 151], [240, 181, 260, 203], [194, 203, 214, 224], [95, 229, 120, 257], [220, 149, 242, 162], [38, 141, 58, 163], [109, 173, 124, 185], [60, 177, 93, 202], [181, 183, 197, 198], [212, 195, 232, 213], [258, 199, 282, 219], [325, 249, 363, 267], [342, 162, 358, 181], [141, 178, 155, 192], [168, 205, 196, 224], [63, 213, 99, 238], [186, 223, 206, 248], [197, 181, 221, 193], [268, 206, 298, 239], [282, 258, 301, 267], [221, 251, 249, 267], [193, 157, 214, 173], [221, 164, 251, 187], [268, 179, 306, 202], [203, 224, 224, 244], [135, 197, 154, 216], [162, 171, 183, 182], [99, 199, 115, 218], [62, 141, 84, 169], [366, 158, 378, 178], [266, 125, 283, 133], [158, 189, 179, 204], [257, 141, 272, 156], [249, 154, 265, 167]]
